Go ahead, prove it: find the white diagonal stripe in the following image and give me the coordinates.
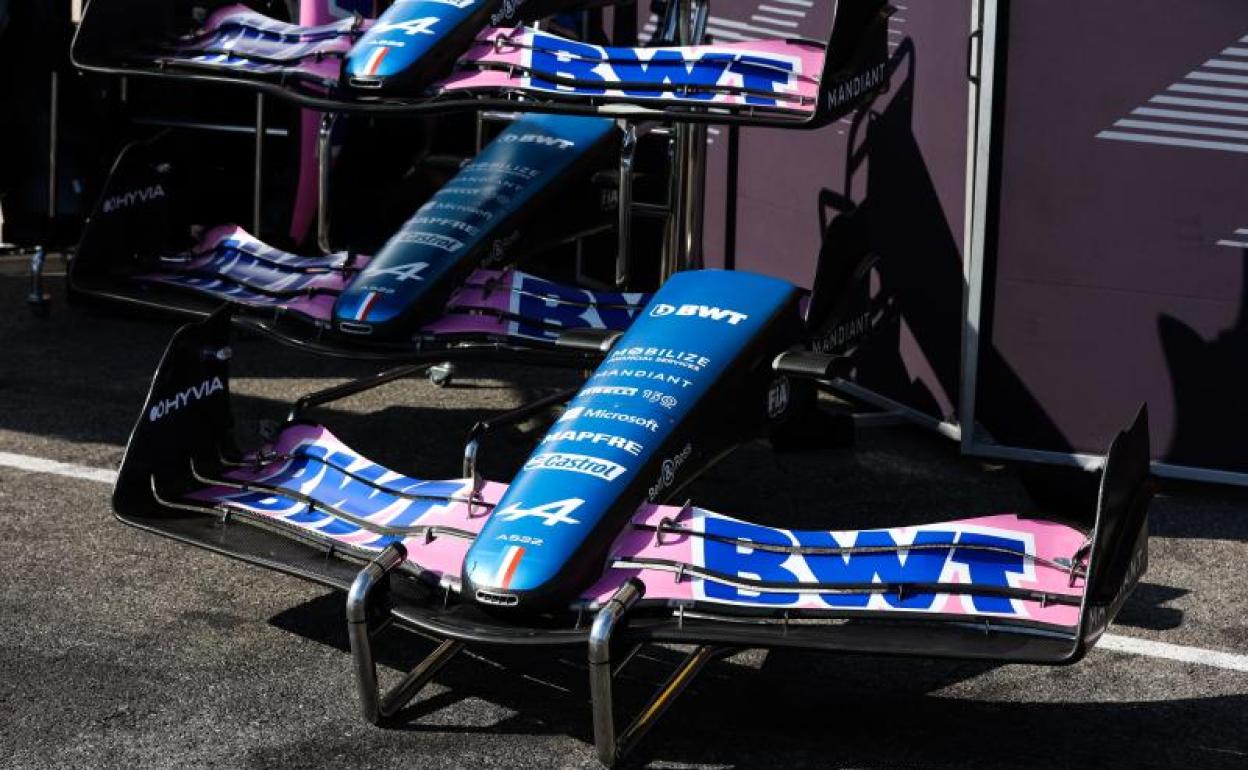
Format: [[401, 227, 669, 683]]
[[1114, 118, 1248, 141], [758, 5, 806, 17], [1170, 83, 1248, 98], [1188, 71, 1248, 86], [1097, 130, 1248, 153], [1150, 95, 1248, 112], [752, 15, 798, 28], [1098, 634, 1248, 673], [1205, 58, 1248, 71], [1132, 107, 1248, 126], [0, 451, 119, 484]]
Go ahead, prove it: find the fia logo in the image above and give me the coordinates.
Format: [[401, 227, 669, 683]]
[[767, 377, 790, 420], [497, 498, 584, 527]]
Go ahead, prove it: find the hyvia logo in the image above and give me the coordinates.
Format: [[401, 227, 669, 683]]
[[497, 498, 584, 527], [523, 453, 627, 482], [148, 376, 225, 422], [102, 185, 165, 214], [648, 304, 749, 325], [499, 133, 576, 150]]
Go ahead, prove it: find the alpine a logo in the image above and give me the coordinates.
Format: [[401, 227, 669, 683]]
[[499, 133, 576, 150], [373, 16, 440, 36], [148, 376, 224, 422], [101, 185, 166, 214], [648, 303, 749, 325], [523, 452, 627, 481], [370, 262, 430, 282], [497, 498, 583, 527]]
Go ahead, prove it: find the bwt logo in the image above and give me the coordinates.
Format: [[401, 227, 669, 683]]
[[649, 303, 749, 325], [527, 33, 799, 107], [499, 133, 576, 150]]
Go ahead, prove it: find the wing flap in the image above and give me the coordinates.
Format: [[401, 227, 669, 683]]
[[163, 422, 502, 586], [73, 0, 892, 127], [582, 503, 1090, 630]]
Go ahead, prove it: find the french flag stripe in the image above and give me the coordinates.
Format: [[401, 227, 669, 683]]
[[354, 291, 379, 321], [494, 546, 525, 589], [364, 46, 389, 76]]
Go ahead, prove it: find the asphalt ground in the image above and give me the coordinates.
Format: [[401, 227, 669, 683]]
[[1, 263, 1246, 769]]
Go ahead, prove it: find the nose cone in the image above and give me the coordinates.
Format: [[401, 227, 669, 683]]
[[343, 0, 490, 92], [334, 280, 417, 336], [462, 491, 601, 612], [461, 271, 800, 614]]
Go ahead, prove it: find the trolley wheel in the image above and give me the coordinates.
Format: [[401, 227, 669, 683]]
[[428, 362, 455, 388]]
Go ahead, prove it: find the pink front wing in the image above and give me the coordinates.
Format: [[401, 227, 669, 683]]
[[439, 27, 825, 116], [581, 505, 1089, 628]]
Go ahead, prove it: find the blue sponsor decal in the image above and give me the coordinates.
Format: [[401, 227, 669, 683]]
[[699, 517, 1029, 613], [511, 273, 646, 341], [528, 34, 798, 107], [217, 441, 467, 548], [334, 113, 614, 334], [464, 270, 799, 597]]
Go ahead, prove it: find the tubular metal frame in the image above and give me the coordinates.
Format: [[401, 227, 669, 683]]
[[346, 553, 731, 767]]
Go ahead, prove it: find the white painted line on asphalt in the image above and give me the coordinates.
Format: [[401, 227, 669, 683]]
[[0, 451, 119, 485], [1099, 634, 1248, 673]]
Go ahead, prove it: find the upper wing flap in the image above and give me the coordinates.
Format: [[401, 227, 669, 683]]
[[582, 503, 1090, 629], [177, 424, 503, 583], [438, 28, 825, 119]]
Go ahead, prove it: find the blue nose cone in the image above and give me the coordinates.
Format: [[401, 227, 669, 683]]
[[463, 269, 800, 611], [345, 0, 493, 90]]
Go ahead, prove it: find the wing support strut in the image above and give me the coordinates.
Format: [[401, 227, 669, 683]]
[[347, 544, 465, 724], [589, 580, 734, 767]]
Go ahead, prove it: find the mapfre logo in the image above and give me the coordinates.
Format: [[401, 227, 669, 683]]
[[648, 304, 749, 325], [101, 185, 166, 214]]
